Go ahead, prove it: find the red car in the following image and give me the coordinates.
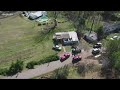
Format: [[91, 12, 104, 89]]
[[60, 53, 70, 62], [72, 55, 82, 64]]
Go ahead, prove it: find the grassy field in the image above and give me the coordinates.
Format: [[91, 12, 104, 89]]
[[0, 15, 75, 69]]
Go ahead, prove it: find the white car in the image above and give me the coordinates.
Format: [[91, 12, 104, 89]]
[[113, 36, 118, 39], [52, 45, 62, 51], [110, 36, 120, 40]]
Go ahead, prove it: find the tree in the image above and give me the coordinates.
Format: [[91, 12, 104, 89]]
[[107, 40, 120, 58], [51, 11, 59, 30], [7, 60, 24, 75], [111, 52, 120, 71], [100, 40, 120, 78], [96, 26, 104, 41]]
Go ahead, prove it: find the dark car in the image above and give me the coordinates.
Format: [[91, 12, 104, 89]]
[[92, 48, 100, 55], [93, 43, 102, 48], [72, 55, 82, 64]]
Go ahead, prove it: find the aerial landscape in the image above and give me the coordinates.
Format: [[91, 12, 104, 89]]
[[0, 11, 120, 79]]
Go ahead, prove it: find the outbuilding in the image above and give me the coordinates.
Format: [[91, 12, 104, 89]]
[[53, 31, 79, 45]]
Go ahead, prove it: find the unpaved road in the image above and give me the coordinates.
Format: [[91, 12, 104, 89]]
[[3, 49, 100, 79], [3, 52, 73, 79]]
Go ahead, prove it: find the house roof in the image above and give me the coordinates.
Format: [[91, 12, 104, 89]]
[[53, 31, 79, 41], [54, 32, 70, 39], [68, 31, 79, 41], [103, 22, 120, 33]]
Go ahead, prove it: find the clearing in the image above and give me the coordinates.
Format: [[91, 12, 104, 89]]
[[0, 14, 75, 74]]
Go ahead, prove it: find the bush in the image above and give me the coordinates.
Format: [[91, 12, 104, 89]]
[[26, 54, 59, 69], [50, 65, 69, 79], [26, 61, 37, 69], [111, 51, 120, 71], [107, 40, 120, 59], [0, 68, 8, 76], [7, 60, 24, 76], [96, 26, 105, 41], [77, 63, 86, 74]]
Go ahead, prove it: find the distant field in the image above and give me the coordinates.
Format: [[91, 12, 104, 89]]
[[0, 15, 75, 69]]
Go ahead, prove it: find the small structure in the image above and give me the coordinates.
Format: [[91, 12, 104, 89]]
[[53, 31, 79, 45], [22, 11, 47, 20], [29, 11, 47, 20], [83, 32, 98, 43]]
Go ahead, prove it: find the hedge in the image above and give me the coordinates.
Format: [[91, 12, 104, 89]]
[[0, 68, 8, 76], [0, 60, 24, 76], [26, 54, 59, 69]]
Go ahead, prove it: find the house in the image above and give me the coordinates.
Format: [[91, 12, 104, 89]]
[[83, 32, 98, 43], [53, 31, 79, 45], [103, 22, 120, 34]]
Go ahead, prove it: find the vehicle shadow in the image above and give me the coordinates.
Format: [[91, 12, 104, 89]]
[[72, 59, 80, 64], [85, 55, 97, 60]]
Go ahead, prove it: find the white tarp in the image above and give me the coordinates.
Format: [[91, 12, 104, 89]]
[[30, 11, 43, 17]]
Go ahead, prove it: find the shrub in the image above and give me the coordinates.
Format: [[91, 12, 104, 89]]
[[26, 54, 59, 69], [7, 60, 24, 76], [111, 51, 120, 71], [96, 26, 104, 40], [50, 65, 69, 79], [26, 61, 37, 69], [77, 63, 86, 74], [0, 68, 8, 76]]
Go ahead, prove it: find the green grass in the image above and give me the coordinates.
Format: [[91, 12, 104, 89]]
[[0, 15, 75, 69]]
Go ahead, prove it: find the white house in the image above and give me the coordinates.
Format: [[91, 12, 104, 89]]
[[53, 31, 79, 45]]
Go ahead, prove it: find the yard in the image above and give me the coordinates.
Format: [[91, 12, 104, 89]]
[[0, 15, 75, 71]]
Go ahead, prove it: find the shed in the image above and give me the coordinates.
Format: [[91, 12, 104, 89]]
[[83, 32, 97, 43]]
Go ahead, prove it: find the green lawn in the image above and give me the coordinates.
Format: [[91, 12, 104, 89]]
[[0, 15, 75, 69]]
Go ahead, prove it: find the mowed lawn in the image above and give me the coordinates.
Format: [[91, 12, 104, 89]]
[[0, 15, 75, 69]]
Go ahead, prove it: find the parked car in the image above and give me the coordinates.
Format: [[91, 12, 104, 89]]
[[93, 43, 102, 48], [92, 48, 100, 55], [60, 53, 70, 62], [72, 55, 82, 64], [52, 45, 62, 51], [110, 36, 120, 40], [72, 48, 81, 55]]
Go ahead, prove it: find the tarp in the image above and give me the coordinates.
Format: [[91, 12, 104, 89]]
[[30, 11, 43, 17], [36, 16, 49, 22]]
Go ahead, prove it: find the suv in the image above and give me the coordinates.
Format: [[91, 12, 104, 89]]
[[92, 48, 100, 55], [93, 43, 102, 48]]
